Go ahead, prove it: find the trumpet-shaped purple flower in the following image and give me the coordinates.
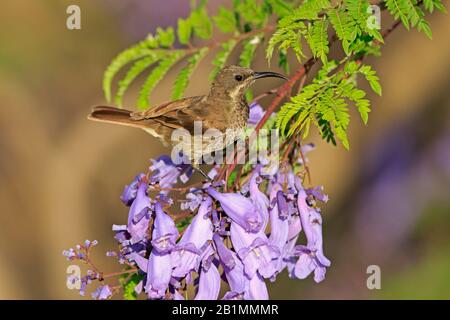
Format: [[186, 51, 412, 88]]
[[214, 234, 247, 294], [230, 222, 280, 279], [195, 264, 221, 300], [120, 173, 145, 205], [130, 250, 173, 299], [147, 251, 172, 299], [291, 190, 331, 282], [151, 202, 178, 253], [249, 168, 270, 230], [244, 274, 268, 300], [180, 191, 203, 211], [171, 197, 213, 277], [268, 186, 289, 252], [248, 103, 265, 126], [207, 187, 262, 233], [149, 155, 192, 190], [222, 291, 244, 300], [127, 180, 151, 243], [91, 285, 112, 300]]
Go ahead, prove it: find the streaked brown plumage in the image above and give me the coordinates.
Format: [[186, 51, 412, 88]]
[[88, 65, 286, 170]]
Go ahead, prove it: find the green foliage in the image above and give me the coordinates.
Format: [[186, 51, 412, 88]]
[[276, 60, 381, 149], [172, 48, 209, 100], [102, 0, 443, 149], [176, 216, 193, 232], [114, 52, 164, 107], [328, 8, 355, 55], [423, 0, 447, 13], [266, 0, 294, 17], [385, 0, 443, 38], [137, 51, 184, 109], [120, 272, 144, 300], [190, 8, 213, 39], [177, 18, 192, 45], [210, 39, 238, 80], [306, 17, 329, 63], [214, 7, 238, 33], [240, 35, 263, 68]]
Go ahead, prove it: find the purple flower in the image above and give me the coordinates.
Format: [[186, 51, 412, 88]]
[[222, 291, 244, 300], [297, 143, 315, 165], [149, 156, 192, 190], [120, 173, 146, 205], [62, 248, 76, 260], [91, 285, 112, 300], [127, 181, 151, 243], [194, 264, 221, 300], [214, 234, 247, 294], [249, 168, 270, 230], [268, 186, 289, 255], [151, 202, 178, 253], [291, 190, 331, 283], [244, 274, 268, 300], [171, 289, 185, 300], [130, 250, 173, 299], [306, 186, 329, 203], [180, 191, 203, 211], [248, 103, 265, 126], [207, 187, 263, 233], [230, 222, 280, 279], [146, 250, 173, 299], [171, 197, 213, 277]]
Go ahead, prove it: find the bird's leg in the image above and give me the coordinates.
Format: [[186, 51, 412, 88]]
[[192, 164, 212, 181]]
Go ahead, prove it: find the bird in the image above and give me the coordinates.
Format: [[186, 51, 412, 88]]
[[88, 65, 287, 178]]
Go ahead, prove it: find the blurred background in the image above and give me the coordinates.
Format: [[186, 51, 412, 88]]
[[0, 0, 449, 299]]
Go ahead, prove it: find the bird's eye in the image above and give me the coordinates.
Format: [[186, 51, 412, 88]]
[[234, 75, 243, 81]]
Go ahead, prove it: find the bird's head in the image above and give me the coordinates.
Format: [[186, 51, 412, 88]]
[[209, 65, 287, 101]]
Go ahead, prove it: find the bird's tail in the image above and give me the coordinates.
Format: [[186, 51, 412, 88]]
[[88, 105, 142, 129]]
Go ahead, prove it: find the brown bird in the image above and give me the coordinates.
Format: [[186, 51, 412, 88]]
[[88, 65, 287, 178]]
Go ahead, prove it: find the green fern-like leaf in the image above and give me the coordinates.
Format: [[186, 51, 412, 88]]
[[385, 0, 411, 29], [359, 64, 382, 96], [137, 51, 185, 110], [306, 18, 329, 63], [266, 0, 294, 17], [190, 8, 213, 39], [423, 0, 447, 13], [210, 39, 237, 80], [172, 48, 208, 100], [177, 18, 192, 45], [114, 52, 164, 107], [266, 21, 306, 62], [213, 7, 238, 33], [344, 0, 370, 30], [156, 27, 175, 48], [103, 38, 158, 103], [328, 8, 355, 55], [276, 83, 320, 135], [233, 0, 268, 26], [240, 35, 262, 67], [284, 0, 331, 22]]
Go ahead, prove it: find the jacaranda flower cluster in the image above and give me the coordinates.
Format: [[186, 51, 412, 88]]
[[63, 104, 330, 300]]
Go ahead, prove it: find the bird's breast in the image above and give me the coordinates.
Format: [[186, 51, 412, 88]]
[[228, 99, 249, 130]]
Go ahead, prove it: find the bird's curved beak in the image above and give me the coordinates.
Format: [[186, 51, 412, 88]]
[[253, 71, 288, 81]]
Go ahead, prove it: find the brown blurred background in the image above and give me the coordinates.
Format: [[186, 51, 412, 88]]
[[0, 0, 449, 299]]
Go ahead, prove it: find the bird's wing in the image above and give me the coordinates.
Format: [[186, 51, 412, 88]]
[[131, 96, 205, 119], [130, 96, 221, 134]]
